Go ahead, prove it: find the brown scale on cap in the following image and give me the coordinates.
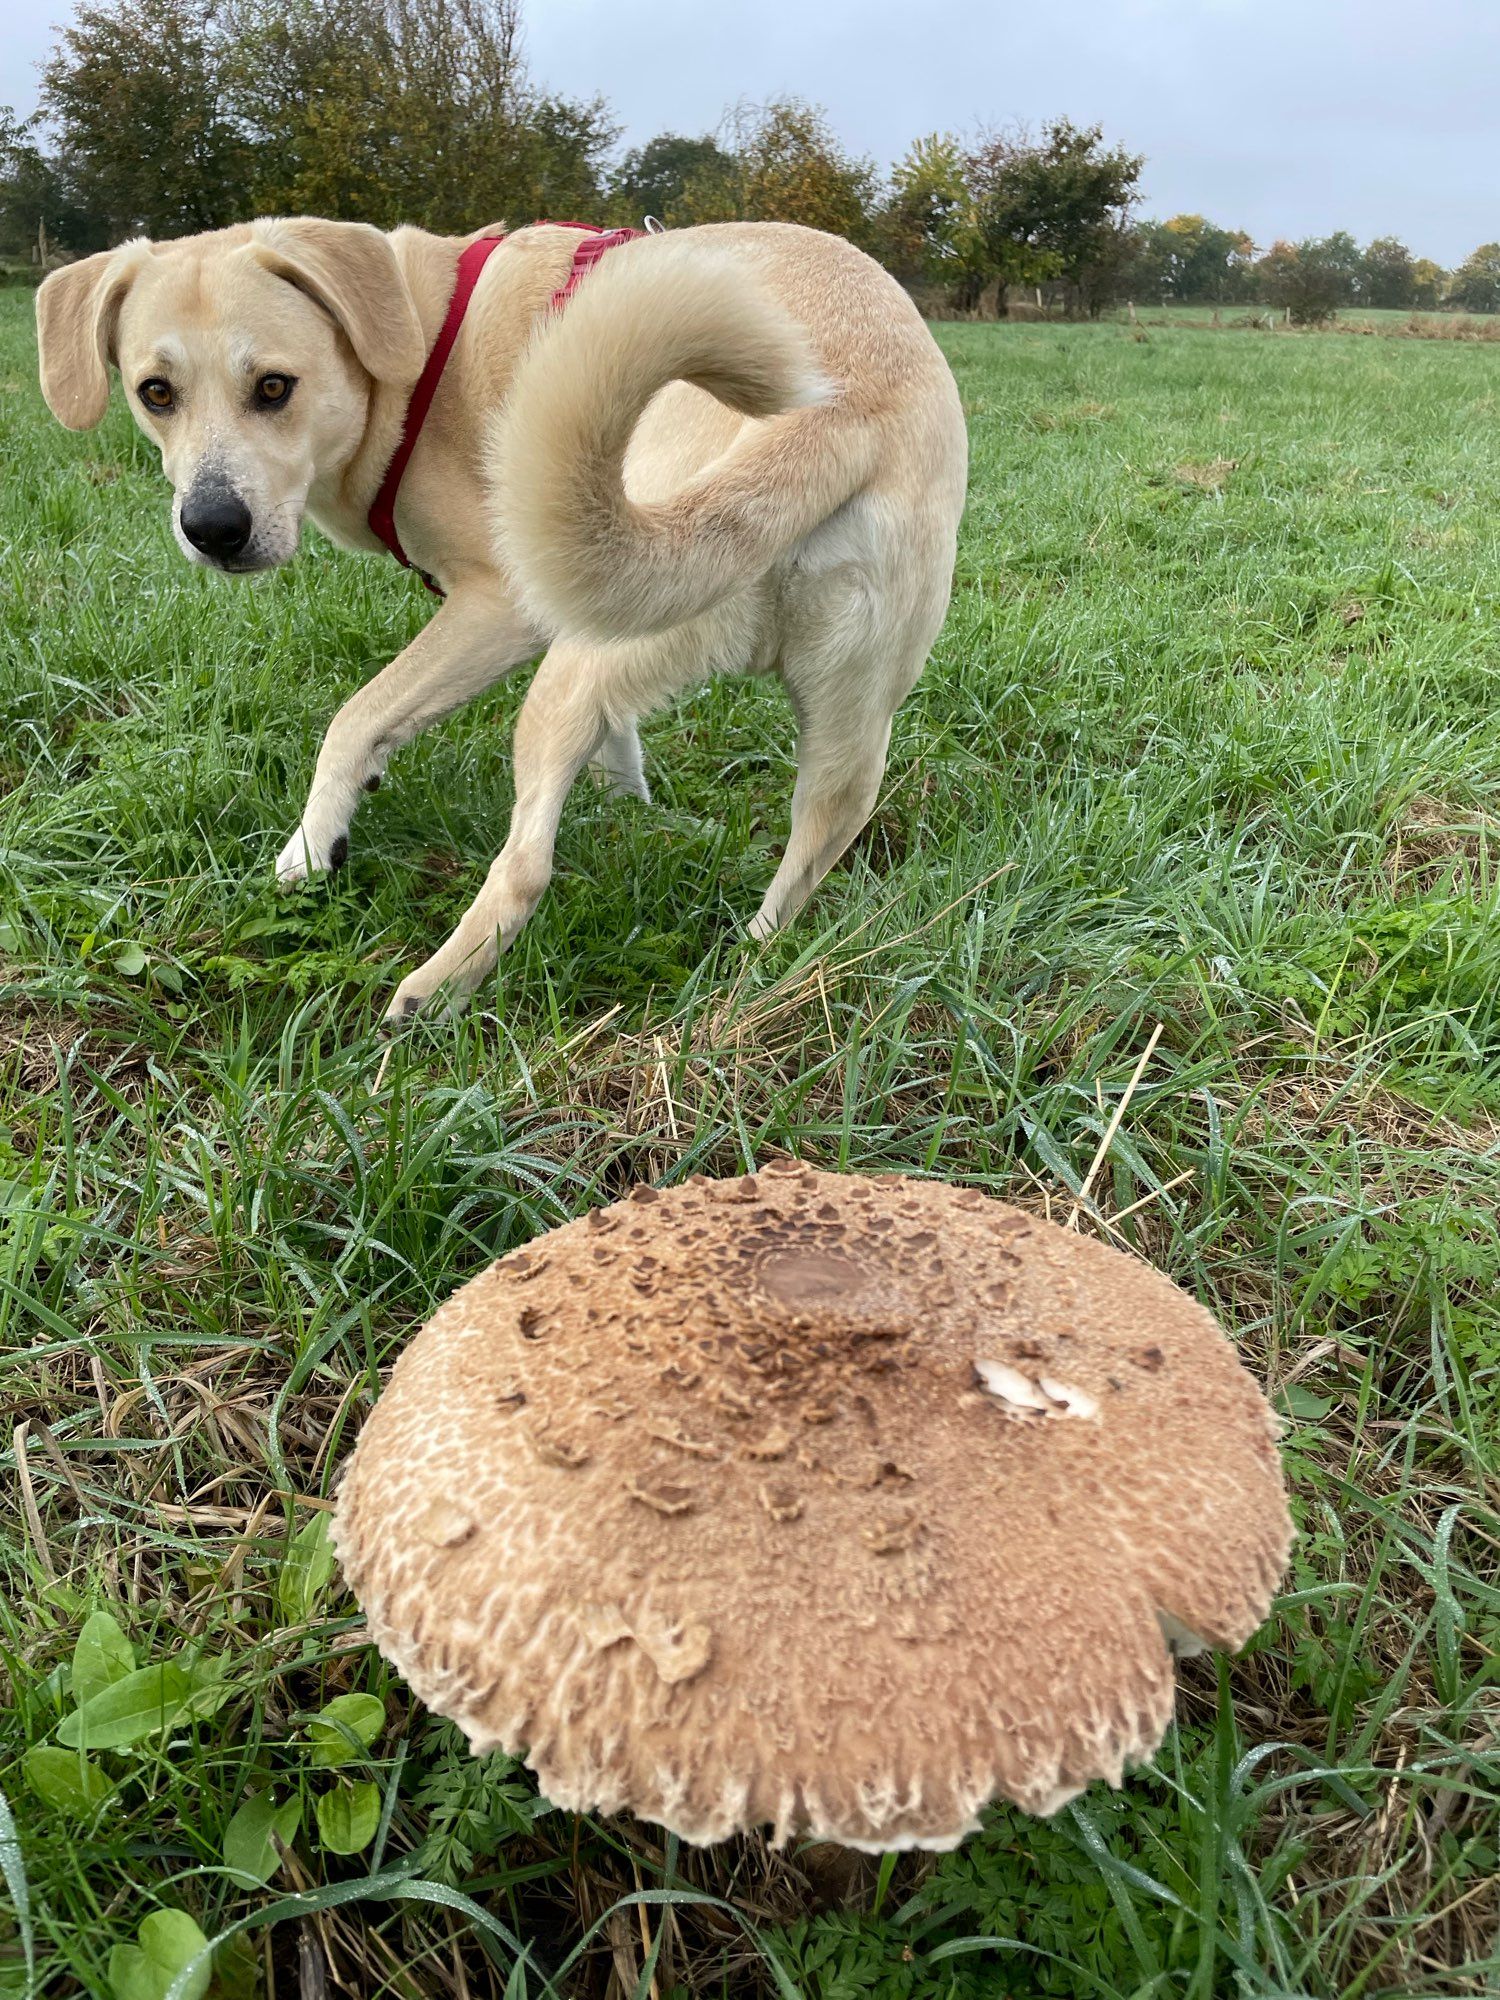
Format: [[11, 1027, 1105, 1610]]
[[334, 1165, 1292, 1852]]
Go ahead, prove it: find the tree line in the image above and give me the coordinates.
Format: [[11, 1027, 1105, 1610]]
[[3, 0, 1497, 321]]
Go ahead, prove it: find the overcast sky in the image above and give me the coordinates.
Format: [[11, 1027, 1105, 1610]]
[[2, 0, 1494, 266]]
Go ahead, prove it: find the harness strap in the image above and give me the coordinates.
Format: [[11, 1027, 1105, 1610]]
[[368, 222, 644, 597], [367, 232, 504, 591], [548, 224, 644, 310]]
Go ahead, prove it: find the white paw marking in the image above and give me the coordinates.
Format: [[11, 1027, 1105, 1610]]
[[274, 825, 345, 886]]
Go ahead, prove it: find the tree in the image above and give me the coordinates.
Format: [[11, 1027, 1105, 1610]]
[[1258, 238, 1349, 325], [729, 99, 877, 242], [965, 120, 1142, 315], [1360, 235, 1415, 309], [515, 90, 619, 222], [1316, 229, 1364, 306], [40, 0, 250, 238], [664, 99, 877, 241], [877, 131, 982, 290], [1411, 258, 1445, 311], [1127, 214, 1255, 303], [1446, 243, 1500, 314], [30, 0, 613, 247], [608, 132, 733, 226], [0, 106, 106, 260], [670, 146, 745, 225], [228, 0, 614, 232], [225, 0, 398, 224]]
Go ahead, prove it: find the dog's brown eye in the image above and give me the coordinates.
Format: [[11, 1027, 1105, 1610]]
[[139, 379, 174, 412], [255, 374, 294, 407]]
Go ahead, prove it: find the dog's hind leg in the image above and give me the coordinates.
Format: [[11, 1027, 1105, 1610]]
[[746, 707, 894, 940], [589, 719, 650, 802], [276, 583, 537, 885], [748, 570, 926, 939]]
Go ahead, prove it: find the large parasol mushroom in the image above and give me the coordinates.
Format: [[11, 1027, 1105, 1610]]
[[335, 1164, 1291, 1850]]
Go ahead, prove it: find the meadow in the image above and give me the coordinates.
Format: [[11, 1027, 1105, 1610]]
[[1091, 306, 1500, 347], [1, 287, 1498, 1998]]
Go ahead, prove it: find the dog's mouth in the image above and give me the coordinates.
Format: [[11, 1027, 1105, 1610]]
[[180, 544, 284, 577], [211, 552, 281, 575], [174, 525, 296, 577]]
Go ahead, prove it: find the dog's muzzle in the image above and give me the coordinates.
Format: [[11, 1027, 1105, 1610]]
[[179, 488, 254, 566]]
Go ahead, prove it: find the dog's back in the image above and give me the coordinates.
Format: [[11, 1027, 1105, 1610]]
[[488, 221, 968, 649]]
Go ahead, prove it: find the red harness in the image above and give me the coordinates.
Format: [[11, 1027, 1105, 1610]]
[[367, 222, 643, 595]]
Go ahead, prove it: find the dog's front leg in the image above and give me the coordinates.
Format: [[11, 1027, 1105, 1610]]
[[275, 578, 539, 884], [384, 640, 612, 1021]]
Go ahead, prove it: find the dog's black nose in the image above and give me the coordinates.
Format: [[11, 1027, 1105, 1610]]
[[180, 491, 252, 560]]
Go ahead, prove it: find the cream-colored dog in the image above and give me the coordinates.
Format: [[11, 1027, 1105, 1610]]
[[36, 218, 967, 1019]]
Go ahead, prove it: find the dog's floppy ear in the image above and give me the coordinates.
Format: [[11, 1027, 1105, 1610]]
[[36, 244, 150, 430], [250, 219, 425, 384]]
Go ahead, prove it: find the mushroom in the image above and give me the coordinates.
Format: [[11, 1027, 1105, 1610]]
[[334, 1164, 1292, 1851]]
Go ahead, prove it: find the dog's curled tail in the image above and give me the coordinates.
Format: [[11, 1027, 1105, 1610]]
[[488, 235, 870, 641]]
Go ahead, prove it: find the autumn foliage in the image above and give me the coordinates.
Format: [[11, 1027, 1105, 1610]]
[[0, 0, 1482, 318]]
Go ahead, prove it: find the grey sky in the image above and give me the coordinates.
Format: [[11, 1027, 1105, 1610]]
[[3, 0, 1494, 266]]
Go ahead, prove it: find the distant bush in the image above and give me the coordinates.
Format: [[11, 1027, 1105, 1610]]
[[1258, 237, 1354, 325]]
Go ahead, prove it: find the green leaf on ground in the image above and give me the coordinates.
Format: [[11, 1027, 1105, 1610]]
[[22, 1746, 111, 1819], [222, 1792, 301, 1888], [277, 1511, 336, 1626], [107, 1909, 210, 2000], [315, 1780, 380, 1855], [308, 1692, 385, 1767], [58, 1664, 192, 1750], [70, 1610, 134, 1710]]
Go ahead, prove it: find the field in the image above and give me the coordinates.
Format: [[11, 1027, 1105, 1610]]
[[2, 289, 1499, 1998], [1100, 304, 1500, 340]]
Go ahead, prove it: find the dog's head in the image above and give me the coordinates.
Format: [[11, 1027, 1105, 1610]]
[[36, 219, 426, 573]]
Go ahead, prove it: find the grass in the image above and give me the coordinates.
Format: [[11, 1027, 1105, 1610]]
[[1101, 303, 1500, 340], [1, 290, 1498, 1998]]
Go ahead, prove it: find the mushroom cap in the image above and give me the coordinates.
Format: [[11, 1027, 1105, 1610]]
[[334, 1166, 1291, 1851]]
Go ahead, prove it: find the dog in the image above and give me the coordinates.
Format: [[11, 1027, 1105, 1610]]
[[36, 217, 968, 1019]]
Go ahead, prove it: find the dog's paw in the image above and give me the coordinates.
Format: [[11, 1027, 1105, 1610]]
[[275, 826, 348, 887], [382, 968, 457, 1028], [383, 950, 491, 1028], [381, 982, 428, 1028]]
